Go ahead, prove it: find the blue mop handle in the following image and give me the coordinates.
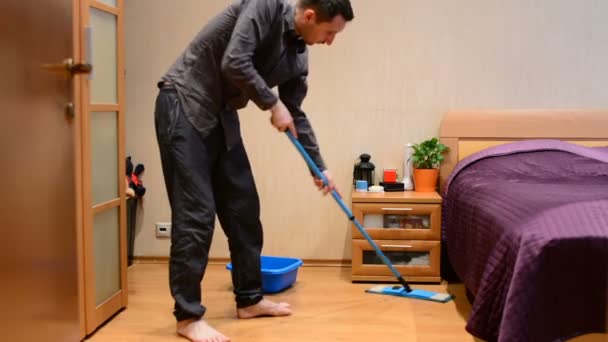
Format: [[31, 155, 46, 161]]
[[285, 131, 411, 291]]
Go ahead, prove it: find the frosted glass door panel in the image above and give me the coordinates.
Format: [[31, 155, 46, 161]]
[[90, 8, 117, 104], [91, 111, 118, 204], [93, 207, 120, 306]]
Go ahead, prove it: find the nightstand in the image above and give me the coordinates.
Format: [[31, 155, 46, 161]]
[[351, 191, 442, 283]]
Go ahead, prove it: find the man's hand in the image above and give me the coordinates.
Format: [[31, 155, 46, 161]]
[[313, 170, 340, 197], [270, 100, 297, 138]]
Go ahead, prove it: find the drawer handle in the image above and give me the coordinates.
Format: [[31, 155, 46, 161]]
[[381, 244, 413, 248], [381, 208, 413, 211]]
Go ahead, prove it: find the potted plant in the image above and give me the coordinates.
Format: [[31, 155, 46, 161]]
[[409, 137, 449, 192]]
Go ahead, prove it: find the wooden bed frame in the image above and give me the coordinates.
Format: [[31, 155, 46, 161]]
[[438, 109, 608, 191]]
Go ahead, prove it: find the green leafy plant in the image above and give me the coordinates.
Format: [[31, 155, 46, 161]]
[[410, 137, 449, 169]]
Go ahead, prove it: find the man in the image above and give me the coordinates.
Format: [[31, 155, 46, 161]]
[[154, 0, 354, 341]]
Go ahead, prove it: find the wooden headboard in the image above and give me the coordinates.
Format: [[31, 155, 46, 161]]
[[438, 109, 608, 191]]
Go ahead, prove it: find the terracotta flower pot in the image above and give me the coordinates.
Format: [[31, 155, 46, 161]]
[[413, 168, 439, 192]]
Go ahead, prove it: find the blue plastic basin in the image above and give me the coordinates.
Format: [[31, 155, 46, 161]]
[[226, 255, 303, 293]]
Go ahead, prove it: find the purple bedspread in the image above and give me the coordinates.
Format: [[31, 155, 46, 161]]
[[442, 140, 608, 342]]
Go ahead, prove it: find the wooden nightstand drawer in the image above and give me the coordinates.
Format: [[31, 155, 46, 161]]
[[351, 239, 440, 279], [350, 191, 443, 283], [351, 203, 441, 240]]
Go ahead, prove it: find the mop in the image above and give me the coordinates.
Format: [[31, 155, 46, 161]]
[[286, 131, 454, 303]]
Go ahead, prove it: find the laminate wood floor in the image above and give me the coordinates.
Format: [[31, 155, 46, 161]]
[[85, 263, 605, 342]]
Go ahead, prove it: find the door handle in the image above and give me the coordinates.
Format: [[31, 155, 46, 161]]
[[66, 58, 93, 74], [42, 58, 92, 75]]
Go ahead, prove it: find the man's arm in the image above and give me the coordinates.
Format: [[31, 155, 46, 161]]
[[221, 0, 279, 110], [279, 71, 326, 172], [280, 72, 338, 196]]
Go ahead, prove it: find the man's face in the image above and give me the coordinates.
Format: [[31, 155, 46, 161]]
[[300, 10, 347, 46]]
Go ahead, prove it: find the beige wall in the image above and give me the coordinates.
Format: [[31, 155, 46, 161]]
[[125, 0, 608, 259]]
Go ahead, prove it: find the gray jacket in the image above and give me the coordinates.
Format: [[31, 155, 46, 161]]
[[161, 0, 326, 170]]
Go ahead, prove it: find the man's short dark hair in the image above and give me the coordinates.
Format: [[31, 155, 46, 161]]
[[298, 0, 354, 23]]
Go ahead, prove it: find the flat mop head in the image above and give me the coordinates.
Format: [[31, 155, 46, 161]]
[[366, 285, 454, 303]]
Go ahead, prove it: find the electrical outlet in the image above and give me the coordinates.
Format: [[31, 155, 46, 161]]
[[156, 222, 171, 238]]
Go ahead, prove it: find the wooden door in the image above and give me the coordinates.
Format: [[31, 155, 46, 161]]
[[79, 0, 128, 334], [0, 0, 86, 339]]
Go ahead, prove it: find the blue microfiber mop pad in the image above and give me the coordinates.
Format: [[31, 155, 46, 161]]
[[366, 285, 454, 303]]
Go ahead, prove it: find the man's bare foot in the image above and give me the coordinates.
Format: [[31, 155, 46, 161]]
[[236, 299, 292, 319], [176, 318, 230, 342]]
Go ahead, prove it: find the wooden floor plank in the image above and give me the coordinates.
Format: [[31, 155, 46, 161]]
[[84, 264, 604, 342]]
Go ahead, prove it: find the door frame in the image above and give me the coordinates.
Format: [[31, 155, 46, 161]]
[[77, 0, 127, 335], [72, 0, 86, 338]]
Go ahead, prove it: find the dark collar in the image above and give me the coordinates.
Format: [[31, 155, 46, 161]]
[[284, 2, 306, 53]]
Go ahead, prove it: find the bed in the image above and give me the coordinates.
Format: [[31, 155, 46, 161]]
[[438, 110, 608, 342]]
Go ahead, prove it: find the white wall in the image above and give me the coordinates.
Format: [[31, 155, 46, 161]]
[[125, 0, 608, 259]]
